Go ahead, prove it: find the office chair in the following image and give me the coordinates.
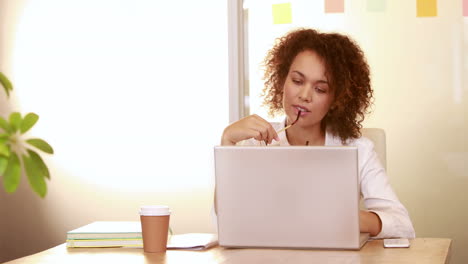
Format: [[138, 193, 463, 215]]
[[361, 128, 387, 170], [359, 128, 387, 210]]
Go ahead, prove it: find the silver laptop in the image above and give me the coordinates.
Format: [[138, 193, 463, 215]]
[[214, 146, 369, 250]]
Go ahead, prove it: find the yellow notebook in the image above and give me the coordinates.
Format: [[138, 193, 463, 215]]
[[67, 238, 142, 248]]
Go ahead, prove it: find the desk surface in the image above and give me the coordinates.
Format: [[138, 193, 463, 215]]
[[6, 238, 451, 264]]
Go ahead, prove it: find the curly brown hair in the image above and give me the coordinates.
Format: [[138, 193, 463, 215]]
[[262, 28, 373, 142]]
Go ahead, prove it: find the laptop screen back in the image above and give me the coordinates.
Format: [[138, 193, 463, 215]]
[[214, 146, 363, 249]]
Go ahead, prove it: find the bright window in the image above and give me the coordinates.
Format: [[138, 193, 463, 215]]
[[10, 0, 228, 192]]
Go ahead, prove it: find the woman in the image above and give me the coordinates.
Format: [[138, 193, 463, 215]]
[[221, 28, 415, 238]]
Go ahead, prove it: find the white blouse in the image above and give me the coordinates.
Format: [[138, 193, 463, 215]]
[[238, 122, 416, 239]]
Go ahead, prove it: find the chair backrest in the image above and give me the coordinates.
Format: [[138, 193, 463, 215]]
[[361, 128, 386, 170]]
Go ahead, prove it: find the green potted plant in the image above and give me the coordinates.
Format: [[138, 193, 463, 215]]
[[0, 71, 54, 197]]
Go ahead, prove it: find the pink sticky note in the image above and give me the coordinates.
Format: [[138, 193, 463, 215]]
[[325, 0, 344, 13], [464, 0, 468, 17]]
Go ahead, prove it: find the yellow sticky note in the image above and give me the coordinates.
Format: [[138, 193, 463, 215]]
[[417, 0, 437, 17], [272, 3, 292, 24]]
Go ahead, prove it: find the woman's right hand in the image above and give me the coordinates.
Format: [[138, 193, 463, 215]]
[[221, 114, 279, 146]]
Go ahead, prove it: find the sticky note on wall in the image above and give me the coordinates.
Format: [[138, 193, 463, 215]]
[[417, 0, 437, 17], [272, 3, 292, 24], [367, 0, 386, 12], [464, 0, 468, 17], [325, 0, 344, 13]]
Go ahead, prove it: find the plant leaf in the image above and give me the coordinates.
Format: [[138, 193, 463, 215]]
[[9, 112, 22, 132], [0, 116, 12, 133], [27, 149, 50, 179], [20, 113, 39, 134], [23, 154, 47, 197], [26, 138, 54, 154], [0, 72, 13, 97], [0, 156, 8, 175], [0, 139, 10, 157], [2, 153, 21, 193]]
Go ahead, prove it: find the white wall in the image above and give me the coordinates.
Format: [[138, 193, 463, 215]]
[[244, 1, 468, 263], [0, 0, 228, 262]]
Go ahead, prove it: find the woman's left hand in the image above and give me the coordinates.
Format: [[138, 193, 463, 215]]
[[359, 210, 382, 237]]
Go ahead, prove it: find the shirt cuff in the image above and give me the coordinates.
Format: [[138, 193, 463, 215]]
[[368, 210, 391, 239]]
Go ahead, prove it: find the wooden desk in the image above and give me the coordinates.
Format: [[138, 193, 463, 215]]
[[6, 238, 451, 264]]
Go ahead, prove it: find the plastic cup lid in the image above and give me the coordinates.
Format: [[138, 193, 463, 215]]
[[139, 205, 171, 216]]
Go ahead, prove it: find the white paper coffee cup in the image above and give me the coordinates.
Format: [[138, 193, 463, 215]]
[[139, 205, 171, 253]]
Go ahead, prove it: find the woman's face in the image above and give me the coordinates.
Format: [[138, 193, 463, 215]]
[[282, 50, 335, 129]]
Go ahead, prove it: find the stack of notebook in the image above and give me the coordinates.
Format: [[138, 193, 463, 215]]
[[66, 221, 143, 248], [66, 221, 218, 249]]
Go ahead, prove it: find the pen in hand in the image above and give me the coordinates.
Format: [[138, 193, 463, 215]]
[[276, 110, 301, 134], [264, 111, 301, 146]]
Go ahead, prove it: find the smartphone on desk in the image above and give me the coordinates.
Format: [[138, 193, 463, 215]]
[[383, 238, 410, 248]]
